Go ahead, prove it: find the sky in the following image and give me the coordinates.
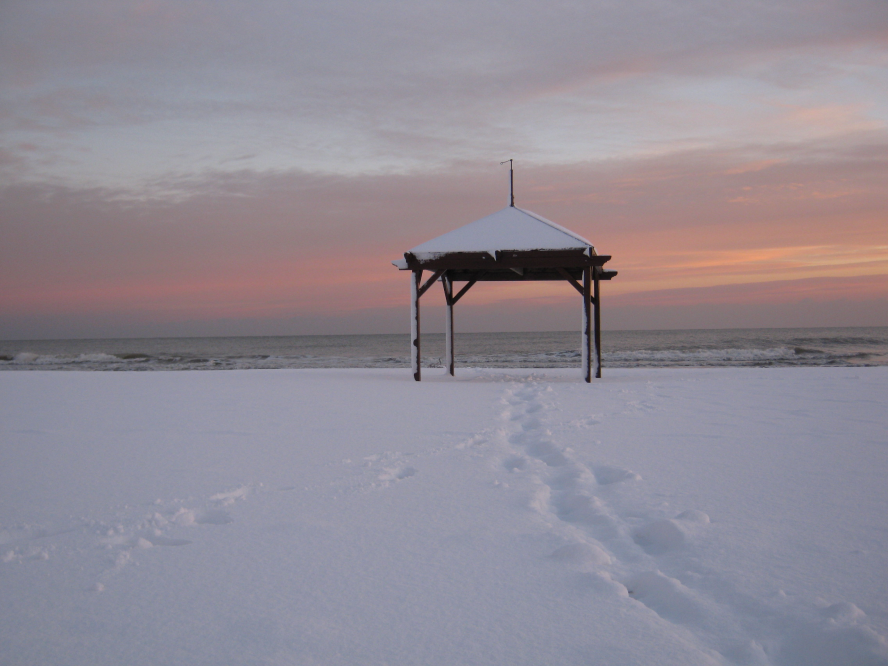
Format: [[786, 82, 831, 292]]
[[1, 0, 887, 339]]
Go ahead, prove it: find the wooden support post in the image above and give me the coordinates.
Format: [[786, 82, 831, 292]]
[[594, 268, 601, 379], [411, 269, 422, 381], [442, 274, 454, 376], [582, 266, 592, 383]]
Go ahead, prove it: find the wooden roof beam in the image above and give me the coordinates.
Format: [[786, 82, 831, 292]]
[[404, 251, 612, 271]]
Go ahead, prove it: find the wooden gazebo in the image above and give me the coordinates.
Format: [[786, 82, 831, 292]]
[[392, 188, 616, 382]]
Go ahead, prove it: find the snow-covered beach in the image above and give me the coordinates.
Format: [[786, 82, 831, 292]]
[[2, 367, 887, 665]]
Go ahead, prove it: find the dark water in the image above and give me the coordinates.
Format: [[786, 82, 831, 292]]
[[1, 328, 886, 371]]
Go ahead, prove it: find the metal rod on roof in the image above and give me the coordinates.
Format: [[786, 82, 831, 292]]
[[500, 159, 514, 206]]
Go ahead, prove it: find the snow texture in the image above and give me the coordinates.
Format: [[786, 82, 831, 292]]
[[1, 367, 887, 666], [406, 206, 595, 258]]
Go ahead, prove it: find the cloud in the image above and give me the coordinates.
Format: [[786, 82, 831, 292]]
[[603, 275, 888, 329], [1, 0, 886, 337], [2, 0, 887, 187], [6, 0, 886, 82], [1, 134, 885, 338]]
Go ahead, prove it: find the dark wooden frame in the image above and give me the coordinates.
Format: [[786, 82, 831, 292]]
[[403, 250, 616, 382]]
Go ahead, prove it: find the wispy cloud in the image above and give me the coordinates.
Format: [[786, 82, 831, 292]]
[[3, 0, 887, 188], [1, 134, 886, 337], [1, 0, 886, 336]]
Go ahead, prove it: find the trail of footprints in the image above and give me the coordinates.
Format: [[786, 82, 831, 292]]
[[0, 450, 430, 593], [0, 484, 254, 592], [0, 452, 429, 593], [490, 381, 886, 666], [497, 384, 692, 547], [494, 383, 716, 599]]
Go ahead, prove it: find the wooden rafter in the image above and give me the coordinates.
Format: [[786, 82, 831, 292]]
[[557, 267, 584, 296], [417, 269, 445, 298], [452, 277, 480, 304]]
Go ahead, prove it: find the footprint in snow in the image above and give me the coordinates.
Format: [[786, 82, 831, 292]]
[[567, 417, 600, 428], [525, 441, 570, 467], [593, 465, 642, 485], [624, 570, 704, 624], [209, 485, 250, 506], [547, 466, 592, 491], [633, 511, 710, 555], [196, 509, 234, 525], [503, 455, 527, 472], [676, 509, 710, 524], [633, 519, 686, 555], [377, 466, 418, 483], [146, 536, 192, 546], [166, 507, 234, 526], [549, 542, 612, 567], [456, 433, 488, 449]]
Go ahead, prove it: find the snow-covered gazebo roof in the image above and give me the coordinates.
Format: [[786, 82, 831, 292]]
[[392, 204, 614, 281], [392, 206, 595, 267]]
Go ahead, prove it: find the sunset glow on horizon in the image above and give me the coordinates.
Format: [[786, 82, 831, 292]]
[[1, 0, 886, 339]]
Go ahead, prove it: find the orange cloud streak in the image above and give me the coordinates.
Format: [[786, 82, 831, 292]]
[[2, 139, 886, 336]]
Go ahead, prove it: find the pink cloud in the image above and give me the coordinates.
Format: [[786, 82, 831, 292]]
[[1, 137, 886, 338]]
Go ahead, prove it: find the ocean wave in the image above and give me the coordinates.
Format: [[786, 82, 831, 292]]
[[608, 346, 797, 363], [788, 335, 884, 347], [2, 329, 886, 371], [9, 352, 146, 365]]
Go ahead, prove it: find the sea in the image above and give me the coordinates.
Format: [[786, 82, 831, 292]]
[[1, 327, 887, 371]]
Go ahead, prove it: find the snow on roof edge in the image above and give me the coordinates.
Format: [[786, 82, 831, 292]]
[[513, 206, 595, 252]]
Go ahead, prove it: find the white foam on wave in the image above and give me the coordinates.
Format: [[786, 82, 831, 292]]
[[607, 346, 799, 364], [74, 353, 124, 363], [11, 352, 125, 365], [13, 352, 40, 363]]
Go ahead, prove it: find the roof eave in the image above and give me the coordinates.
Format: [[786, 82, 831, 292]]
[[402, 249, 610, 271]]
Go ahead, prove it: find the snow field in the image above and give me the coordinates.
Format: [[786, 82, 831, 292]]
[[1, 367, 886, 665]]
